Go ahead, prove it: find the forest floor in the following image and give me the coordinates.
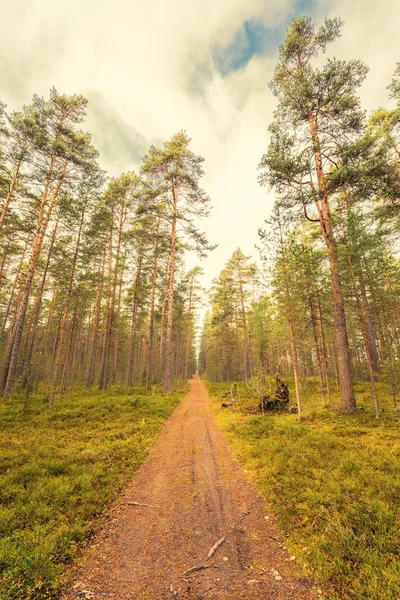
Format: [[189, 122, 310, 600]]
[[206, 378, 400, 600], [60, 376, 317, 600], [0, 384, 183, 600]]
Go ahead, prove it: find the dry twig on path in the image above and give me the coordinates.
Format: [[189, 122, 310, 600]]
[[181, 564, 211, 577], [206, 536, 225, 559], [127, 501, 161, 509]]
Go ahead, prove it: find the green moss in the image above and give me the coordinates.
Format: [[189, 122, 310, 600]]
[[0, 384, 185, 600], [207, 378, 400, 600]]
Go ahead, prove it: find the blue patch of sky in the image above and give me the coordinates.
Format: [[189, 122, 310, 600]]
[[212, 0, 318, 76]]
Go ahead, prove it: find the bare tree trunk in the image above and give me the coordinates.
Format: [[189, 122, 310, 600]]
[[0, 154, 25, 232], [49, 204, 85, 407], [59, 304, 78, 399], [2, 158, 68, 396], [86, 253, 106, 386], [21, 213, 60, 391], [278, 218, 301, 419], [163, 186, 177, 395], [238, 273, 250, 380], [347, 252, 379, 418], [126, 252, 143, 391], [314, 286, 332, 403], [146, 230, 160, 389], [307, 110, 355, 411], [99, 220, 114, 390], [0, 234, 31, 338], [100, 206, 126, 391], [0, 248, 10, 294], [113, 252, 125, 384], [183, 282, 194, 384], [308, 293, 325, 406], [359, 277, 379, 372]]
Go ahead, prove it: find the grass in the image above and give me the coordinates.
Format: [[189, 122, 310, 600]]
[[0, 384, 185, 600], [206, 377, 400, 600]]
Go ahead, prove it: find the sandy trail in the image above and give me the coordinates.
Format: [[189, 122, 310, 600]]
[[61, 377, 315, 599]]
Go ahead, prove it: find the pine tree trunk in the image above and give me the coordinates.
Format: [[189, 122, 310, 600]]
[[359, 277, 379, 372], [146, 232, 160, 389], [2, 159, 68, 396], [126, 252, 143, 391], [347, 252, 379, 418], [100, 207, 125, 391], [59, 304, 78, 399], [158, 256, 170, 381], [49, 204, 85, 407], [112, 255, 125, 384], [238, 274, 250, 379], [0, 155, 25, 232], [183, 282, 193, 384], [86, 253, 105, 386], [308, 293, 325, 405], [279, 226, 301, 419], [99, 220, 114, 390], [21, 213, 60, 391], [38, 286, 58, 386], [307, 110, 356, 411], [163, 186, 177, 395], [0, 247, 10, 293], [314, 285, 331, 403], [0, 234, 31, 338]]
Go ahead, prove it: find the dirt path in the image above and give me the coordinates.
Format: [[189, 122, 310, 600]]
[[62, 377, 316, 600]]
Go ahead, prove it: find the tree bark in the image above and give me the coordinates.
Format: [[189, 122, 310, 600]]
[[126, 252, 143, 391], [21, 212, 60, 391], [307, 109, 356, 411], [347, 251, 379, 418], [278, 217, 301, 418], [112, 252, 125, 384], [146, 228, 160, 389], [163, 185, 177, 395], [0, 234, 31, 338], [359, 277, 379, 372], [2, 158, 68, 396], [308, 293, 325, 405], [85, 252, 105, 386], [238, 269, 250, 380], [0, 154, 25, 232], [49, 204, 85, 407], [183, 279, 194, 384], [314, 285, 332, 403], [99, 218, 114, 391]]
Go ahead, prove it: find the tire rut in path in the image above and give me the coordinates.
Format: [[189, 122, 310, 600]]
[[61, 376, 316, 600]]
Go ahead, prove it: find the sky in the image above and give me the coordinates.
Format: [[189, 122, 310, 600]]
[[1, 0, 399, 304]]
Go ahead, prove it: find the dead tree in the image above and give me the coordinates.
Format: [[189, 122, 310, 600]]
[[221, 383, 239, 407], [258, 354, 298, 413]]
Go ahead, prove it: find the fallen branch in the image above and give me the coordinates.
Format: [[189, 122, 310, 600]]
[[127, 501, 161, 509], [181, 564, 211, 577], [206, 536, 225, 559]]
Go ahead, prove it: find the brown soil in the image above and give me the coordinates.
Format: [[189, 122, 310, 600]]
[[61, 377, 316, 600]]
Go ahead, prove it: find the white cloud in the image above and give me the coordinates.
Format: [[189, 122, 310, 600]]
[[0, 0, 399, 304], [325, 0, 399, 111]]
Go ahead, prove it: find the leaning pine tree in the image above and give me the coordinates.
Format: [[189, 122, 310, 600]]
[[258, 17, 370, 412]]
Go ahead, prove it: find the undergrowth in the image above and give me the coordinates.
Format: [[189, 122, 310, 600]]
[[0, 384, 185, 600], [206, 377, 400, 600]]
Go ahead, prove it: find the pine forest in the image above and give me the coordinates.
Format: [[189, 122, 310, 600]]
[[1, 13, 399, 600]]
